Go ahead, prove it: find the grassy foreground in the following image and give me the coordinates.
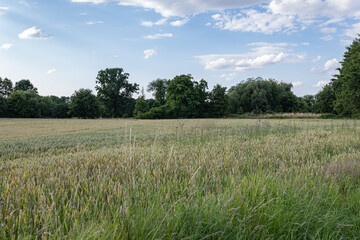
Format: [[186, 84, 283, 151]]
[[1, 118, 360, 239]]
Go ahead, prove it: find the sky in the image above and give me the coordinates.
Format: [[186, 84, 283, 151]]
[[0, 0, 359, 98]]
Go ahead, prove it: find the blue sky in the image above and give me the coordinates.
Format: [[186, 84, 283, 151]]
[[1, 0, 359, 97]]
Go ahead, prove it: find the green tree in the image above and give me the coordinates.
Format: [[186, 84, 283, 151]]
[[227, 78, 297, 114], [0, 96, 8, 117], [70, 89, 100, 119], [332, 36, 360, 116], [95, 68, 139, 118], [14, 79, 38, 93], [209, 84, 229, 117], [0, 77, 13, 97], [147, 78, 169, 105], [133, 96, 149, 118], [166, 74, 207, 118], [313, 84, 336, 113], [8, 90, 40, 118]]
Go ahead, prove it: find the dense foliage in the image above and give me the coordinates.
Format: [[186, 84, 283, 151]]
[[2, 33, 360, 120], [95, 68, 139, 118], [331, 37, 360, 117]]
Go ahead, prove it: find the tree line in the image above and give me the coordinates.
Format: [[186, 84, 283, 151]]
[[1, 36, 359, 119], [0, 73, 330, 119]]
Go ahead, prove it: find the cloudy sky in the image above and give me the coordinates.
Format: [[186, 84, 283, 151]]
[[1, 0, 359, 97]]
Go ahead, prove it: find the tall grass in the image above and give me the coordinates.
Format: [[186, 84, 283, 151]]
[[1, 119, 360, 239]]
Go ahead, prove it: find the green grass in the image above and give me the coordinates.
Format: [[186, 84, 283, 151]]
[[1, 118, 360, 239]]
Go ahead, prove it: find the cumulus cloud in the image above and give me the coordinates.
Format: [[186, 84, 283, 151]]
[[311, 58, 340, 74], [1, 43, 13, 50], [144, 33, 173, 39], [212, 10, 294, 34], [170, 18, 189, 27], [18, 26, 52, 39], [144, 49, 157, 59], [291, 81, 303, 87], [0, 7, 8, 15], [47, 69, 57, 74], [196, 42, 306, 72], [313, 80, 329, 88]]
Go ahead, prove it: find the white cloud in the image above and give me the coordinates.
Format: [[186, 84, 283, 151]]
[[0, 7, 8, 15], [1, 43, 13, 50], [144, 33, 173, 39], [196, 42, 306, 72], [320, 18, 344, 27], [144, 49, 157, 59], [18, 26, 52, 39], [341, 39, 353, 46], [220, 72, 238, 81], [345, 22, 360, 38], [117, 0, 266, 17], [212, 10, 294, 34], [321, 35, 333, 41], [291, 81, 303, 87], [269, 0, 360, 19], [47, 69, 57, 74], [312, 55, 321, 62], [72, 0, 266, 17], [320, 27, 336, 34], [311, 58, 340, 74], [142, 18, 167, 27], [314, 80, 329, 88], [170, 18, 189, 27], [86, 20, 104, 25], [72, 0, 108, 4]]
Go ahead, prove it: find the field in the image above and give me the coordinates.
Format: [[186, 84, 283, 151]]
[[1, 118, 360, 239]]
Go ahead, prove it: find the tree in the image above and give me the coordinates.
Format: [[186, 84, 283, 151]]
[[133, 96, 149, 118], [300, 95, 315, 113], [95, 68, 139, 118], [0, 96, 8, 117], [70, 89, 100, 119], [147, 78, 169, 105], [166, 74, 207, 118], [0, 77, 13, 97], [313, 84, 336, 113], [332, 36, 360, 116], [8, 90, 40, 118], [209, 84, 229, 117], [14, 79, 38, 93], [227, 78, 297, 114]]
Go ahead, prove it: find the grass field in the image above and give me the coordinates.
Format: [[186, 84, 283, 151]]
[[1, 118, 360, 239]]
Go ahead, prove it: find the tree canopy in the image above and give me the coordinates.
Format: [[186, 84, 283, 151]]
[[14, 79, 38, 93], [95, 68, 139, 118], [228, 78, 297, 114], [70, 89, 100, 119], [332, 36, 360, 116]]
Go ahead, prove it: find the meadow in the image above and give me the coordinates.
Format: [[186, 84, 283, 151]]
[[1, 118, 360, 239]]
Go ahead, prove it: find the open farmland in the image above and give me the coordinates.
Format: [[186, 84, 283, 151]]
[[1, 118, 360, 239]]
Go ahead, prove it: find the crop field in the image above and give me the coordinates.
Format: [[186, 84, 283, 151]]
[[1, 118, 360, 239]]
